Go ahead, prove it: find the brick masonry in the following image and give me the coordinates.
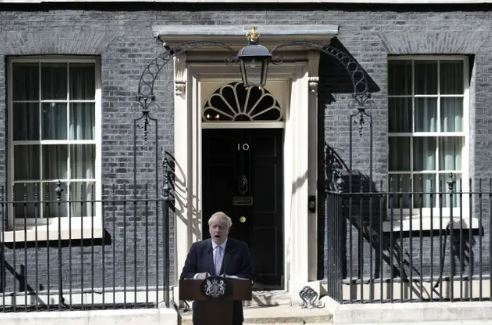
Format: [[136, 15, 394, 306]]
[[0, 2, 491, 298]]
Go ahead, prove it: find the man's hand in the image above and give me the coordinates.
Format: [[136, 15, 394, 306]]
[[193, 272, 209, 279]]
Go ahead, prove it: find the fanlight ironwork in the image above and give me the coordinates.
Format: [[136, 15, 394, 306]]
[[202, 82, 283, 122]]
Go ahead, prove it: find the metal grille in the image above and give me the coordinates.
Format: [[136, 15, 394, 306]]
[[326, 178, 492, 303], [0, 181, 173, 312]]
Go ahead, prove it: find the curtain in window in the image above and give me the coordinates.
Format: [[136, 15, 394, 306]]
[[42, 145, 68, 180], [440, 137, 462, 171], [440, 61, 464, 94], [12, 62, 96, 219], [13, 63, 38, 100], [70, 63, 95, 100], [388, 58, 466, 211], [70, 103, 95, 139], [13, 103, 39, 140], [13, 183, 40, 219], [413, 137, 436, 171], [388, 61, 412, 95], [415, 98, 437, 132], [71, 145, 95, 179], [42, 103, 67, 140], [415, 61, 437, 94], [70, 182, 95, 218], [389, 137, 410, 171], [41, 63, 67, 100], [413, 174, 435, 208], [389, 98, 412, 132], [389, 174, 411, 208], [441, 98, 463, 132]]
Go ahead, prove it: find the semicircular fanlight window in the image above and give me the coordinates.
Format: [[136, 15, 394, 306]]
[[203, 82, 283, 122]]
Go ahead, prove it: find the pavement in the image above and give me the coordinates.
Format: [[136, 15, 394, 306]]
[[179, 302, 333, 324], [178, 295, 492, 324]]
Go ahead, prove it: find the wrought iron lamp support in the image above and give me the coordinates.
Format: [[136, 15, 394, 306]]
[[136, 38, 374, 120]]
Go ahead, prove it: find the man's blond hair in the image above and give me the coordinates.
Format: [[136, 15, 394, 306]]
[[208, 211, 232, 228]]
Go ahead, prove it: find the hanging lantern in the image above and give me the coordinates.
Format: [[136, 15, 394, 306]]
[[237, 27, 272, 88]]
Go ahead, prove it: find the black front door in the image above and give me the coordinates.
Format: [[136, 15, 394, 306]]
[[202, 128, 283, 288]]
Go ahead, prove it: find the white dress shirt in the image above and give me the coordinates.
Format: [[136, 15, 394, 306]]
[[212, 239, 227, 276]]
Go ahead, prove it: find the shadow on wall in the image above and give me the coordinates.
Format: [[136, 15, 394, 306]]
[[318, 37, 380, 100], [164, 151, 203, 240], [324, 144, 481, 301], [317, 37, 380, 280]]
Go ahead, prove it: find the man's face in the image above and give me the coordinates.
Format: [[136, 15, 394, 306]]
[[209, 218, 230, 245]]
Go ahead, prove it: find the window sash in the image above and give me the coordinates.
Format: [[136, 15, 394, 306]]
[[388, 57, 468, 210], [8, 57, 100, 225]]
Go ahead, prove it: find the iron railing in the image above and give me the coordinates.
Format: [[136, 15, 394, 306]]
[[0, 183, 172, 312], [326, 178, 492, 303]]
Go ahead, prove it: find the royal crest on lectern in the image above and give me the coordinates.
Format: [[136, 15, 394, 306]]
[[201, 276, 228, 299]]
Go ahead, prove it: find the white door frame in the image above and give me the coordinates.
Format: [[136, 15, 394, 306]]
[[172, 49, 320, 301]]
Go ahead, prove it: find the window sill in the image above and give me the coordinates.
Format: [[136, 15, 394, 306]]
[[382, 217, 479, 232], [2, 217, 103, 242]]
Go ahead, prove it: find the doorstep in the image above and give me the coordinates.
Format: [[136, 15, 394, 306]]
[[243, 304, 333, 324], [178, 303, 333, 325]]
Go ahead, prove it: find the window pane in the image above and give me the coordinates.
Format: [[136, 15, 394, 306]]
[[13, 103, 39, 140], [413, 137, 436, 171], [415, 61, 437, 94], [14, 183, 41, 219], [389, 98, 412, 132], [14, 145, 40, 180], [440, 61, 463, 94], [13, 63, 39, 100], [43, 182, 68, 218], [41, 63, 67, 100], [70, 103, 95, 140], [388, 61, 412, 95], [389, 174, 411, 208], [415, 98, 437, 132], [389, 137, 410, 171], [70, 63, 95, 100], [42, 103, 67, 139], [413, 174, 436, 208], [439, 173, 461, 207], [70, 182, 95, 218], [441, 97, 463, 132], [71, 145, 95, 179], [42, 145, 68, 180], [439, 137, 462, 171]]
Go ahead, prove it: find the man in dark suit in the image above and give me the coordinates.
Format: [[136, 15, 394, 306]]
[[180, 211, 254, 325]]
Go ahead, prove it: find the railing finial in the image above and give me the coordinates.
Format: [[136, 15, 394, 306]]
[[55, 180, 64, 201], [447, 173, 455, 192]]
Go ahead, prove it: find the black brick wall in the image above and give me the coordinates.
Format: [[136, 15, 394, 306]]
[[0, 3, 491, 294]]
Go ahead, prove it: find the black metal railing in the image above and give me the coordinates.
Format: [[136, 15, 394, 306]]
[[326, 177, 492, 303], [0, 183, 172, 312]]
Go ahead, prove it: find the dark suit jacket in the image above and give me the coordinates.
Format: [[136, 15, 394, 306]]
[[180, 238, 254, 324]]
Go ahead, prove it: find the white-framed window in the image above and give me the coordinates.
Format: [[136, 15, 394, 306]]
[[6, 56, 102, 241], [387, 56, 469, 222]]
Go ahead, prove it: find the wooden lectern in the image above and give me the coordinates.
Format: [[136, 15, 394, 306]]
[[179, 277, 252, 325]]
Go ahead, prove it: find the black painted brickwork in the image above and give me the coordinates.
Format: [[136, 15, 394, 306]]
[[0, 3, 490, 291]]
